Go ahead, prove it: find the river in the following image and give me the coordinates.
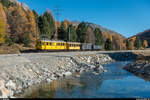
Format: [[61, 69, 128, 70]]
[[21, 61, 150, 98]]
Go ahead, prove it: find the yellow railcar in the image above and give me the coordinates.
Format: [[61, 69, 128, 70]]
[[36, 39, 67, 50], [67, 42, 81, 50]]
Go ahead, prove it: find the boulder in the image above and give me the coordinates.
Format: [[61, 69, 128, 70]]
[[6, 80, 16, 90], [63, 72, 72, 77]]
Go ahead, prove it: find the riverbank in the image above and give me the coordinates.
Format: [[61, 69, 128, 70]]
[[0, 53, 114, 98], [0, 50, 145, 98], [124, 50, 150, 80]]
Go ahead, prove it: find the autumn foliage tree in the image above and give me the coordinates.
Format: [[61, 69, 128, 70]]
[[112, 34, 123, 50], [143, 40, 148, 48], [0, 18, 5, 44], [6, 5, 28, 43], [0, 3, 6, 44], [26, 10, 37, 41]]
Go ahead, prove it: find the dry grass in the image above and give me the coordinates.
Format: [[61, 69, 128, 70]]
[[0, 44, 35, 54]]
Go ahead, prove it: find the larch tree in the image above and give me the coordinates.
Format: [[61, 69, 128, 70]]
[[143, 40, 148, 48], [0, 3, 7, 43], [122, 41, 127, 50], [0, 18, 5, 43], [64, 19, 71, 29], [26, 9, 38, 42], [129, 40, 135, 50], [112, 34, 123, 50], [6, 5, 29, 43], [107, 33, 112, 41]]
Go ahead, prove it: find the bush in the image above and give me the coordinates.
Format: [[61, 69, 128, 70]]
[[5, 36, 14, 46], [23, 34, 31, 47]]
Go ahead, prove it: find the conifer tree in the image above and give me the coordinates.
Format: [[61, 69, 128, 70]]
[[58, 22, 67, 41], [94, 28, 104, 45], [134, 36, 142, 49], [43, 11, 56, 39], [38, 15, 50, 39], [67, 24, 77, 42], [126, 40, 130, 50], [105, 38, 113, 50], [76, 22, 87, 43]]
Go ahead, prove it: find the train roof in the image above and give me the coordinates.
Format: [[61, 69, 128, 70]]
[[40, 39, 66, 43], [39, 39, 81, 44], [67, 42, 81, 44]]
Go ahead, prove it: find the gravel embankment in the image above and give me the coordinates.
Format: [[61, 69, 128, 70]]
[[0, 52, 114, 98]]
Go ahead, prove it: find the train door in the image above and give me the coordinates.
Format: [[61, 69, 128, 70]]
[[66, 43, 69, 51]]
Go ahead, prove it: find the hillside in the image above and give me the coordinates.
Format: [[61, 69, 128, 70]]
[[72, 21, 125, 40], [136, 29, 150, 46], [127, 29, 150, 47]]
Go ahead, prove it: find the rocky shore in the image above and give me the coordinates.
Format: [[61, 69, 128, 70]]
[[124, 60, 150, 78], [0, 53, 114, 98]]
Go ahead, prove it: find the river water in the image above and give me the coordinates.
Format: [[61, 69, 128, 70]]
[[22, 61, 150, 98]]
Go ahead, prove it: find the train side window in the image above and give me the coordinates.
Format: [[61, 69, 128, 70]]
[[42, 42, 45, 45]]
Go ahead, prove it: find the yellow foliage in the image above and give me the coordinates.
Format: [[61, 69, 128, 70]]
[[107, 33, 112, 41], [64, 19, 71, 29], [0, 3, 7, 43], [129, 40, 135, 50], [143, 40, 148, 48], [122, 42, 126, 50], [0, 19, 5, 43], [26, 9, 38, 41]]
